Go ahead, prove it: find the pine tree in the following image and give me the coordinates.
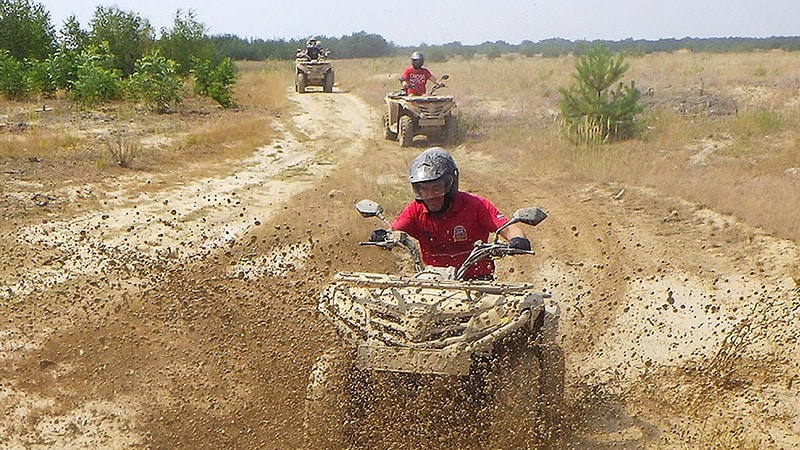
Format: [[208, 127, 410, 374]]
[[559, 45, 644, 144]]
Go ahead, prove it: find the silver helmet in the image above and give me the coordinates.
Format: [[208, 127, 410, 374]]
[[410, 51, 424, 69], [408, 147, 459, 209]]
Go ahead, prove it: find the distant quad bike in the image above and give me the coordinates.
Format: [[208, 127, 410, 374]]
[[383, 74, 458, 147], [295, 50, 334, 93], [304, 199, 565, 449]]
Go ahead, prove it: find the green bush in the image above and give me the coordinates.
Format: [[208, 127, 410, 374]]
[[25, 58, 58, 96], [191, 57, 237, 108], [0, 50, 29, 99], [69, 45, 123, 107], [425, 48, 449, 63], [126, 51, 182, 113], [48, 49, 81, 91], [559, 45, 644, 144]]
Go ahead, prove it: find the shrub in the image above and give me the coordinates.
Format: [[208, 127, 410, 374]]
[[69, 44, 123, 107], [0, 50, 29, 99], [105, 132, 140, 168], [47, 49, 81, 91], [126, 51, 183, 113], [192, 57, 237, 108], [25, 58, 56, 96], [559, 45, 644, 144], [425, 48, 449, 63]]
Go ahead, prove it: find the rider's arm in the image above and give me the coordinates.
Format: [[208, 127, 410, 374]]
[[399, 69, 412, 88], [499, 223, 526, 241], [476, 196, 528, 246], [500, 223, 531, 250], [421, 67, 436, 85]]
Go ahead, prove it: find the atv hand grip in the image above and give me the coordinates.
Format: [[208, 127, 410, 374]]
[[359, 241, 393, 250], [507, 249, 535, 256]]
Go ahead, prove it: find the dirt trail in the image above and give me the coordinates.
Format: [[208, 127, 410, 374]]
[[1, 84, 799, 450]]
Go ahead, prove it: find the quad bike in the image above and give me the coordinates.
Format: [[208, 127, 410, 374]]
[[295, 49, 334, 93], [304, 199, 564, 449], [383, 74, 458, 147]]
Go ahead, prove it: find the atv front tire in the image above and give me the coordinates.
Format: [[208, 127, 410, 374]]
[[383, 112, 397, 140], [444, 114, 459, 144], [398, 115, 414, 147]]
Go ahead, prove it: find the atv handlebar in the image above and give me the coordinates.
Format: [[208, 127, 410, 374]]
[[429, 82, 447, 95], [359, 230, 424, 272], [356, 199, 546, 281], [455, 241, 534, 280]]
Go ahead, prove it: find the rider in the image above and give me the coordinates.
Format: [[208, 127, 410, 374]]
[[370, 147, 531, 280], [304, 37, 325, 60], [399, 51, 439, 96]]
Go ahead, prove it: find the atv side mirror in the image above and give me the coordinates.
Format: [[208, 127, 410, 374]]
[[512, 207, 548, 226], [356, 199, 394, 228], [493, 207, 548, 241], [440, 74, 450, 80], [355, 199, 383, 218]]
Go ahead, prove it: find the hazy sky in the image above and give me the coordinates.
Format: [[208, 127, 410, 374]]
[[36, 0, 798, 46]]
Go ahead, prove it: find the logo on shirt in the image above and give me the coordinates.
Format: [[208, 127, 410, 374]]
[[453, 225, 468, 242]]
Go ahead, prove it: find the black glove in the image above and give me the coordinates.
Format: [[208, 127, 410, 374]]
[[509, 237, 531, 251], [369, 229, 389, 242]]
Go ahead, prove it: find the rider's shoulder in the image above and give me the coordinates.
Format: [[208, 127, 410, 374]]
[[460, 192, 498, 209]]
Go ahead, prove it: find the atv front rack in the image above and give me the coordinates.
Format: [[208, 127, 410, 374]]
[[318, 271, 546, 375]]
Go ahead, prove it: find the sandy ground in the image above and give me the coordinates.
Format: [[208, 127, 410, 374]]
[[1, 85, 798, 449]]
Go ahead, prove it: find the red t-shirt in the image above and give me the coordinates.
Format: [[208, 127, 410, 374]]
[[392, 192, 509, 279], [401, 67, 433, 95]]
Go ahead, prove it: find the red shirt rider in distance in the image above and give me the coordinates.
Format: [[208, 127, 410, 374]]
[[400, 51, 438, 95]]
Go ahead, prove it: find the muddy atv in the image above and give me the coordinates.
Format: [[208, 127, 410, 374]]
[[304, 200, 564, 449], [383, 75, 458, 147], [295, 57, 334, 93]]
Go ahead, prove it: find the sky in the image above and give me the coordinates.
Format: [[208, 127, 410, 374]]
[[35, 0, 799, 46]]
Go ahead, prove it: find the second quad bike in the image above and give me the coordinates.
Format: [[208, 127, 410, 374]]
[[295, 50, 334, 93], [304, 199, 564, 449], [383, 74, 458, 147]]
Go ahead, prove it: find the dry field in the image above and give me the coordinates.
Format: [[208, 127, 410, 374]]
[[1, 51, 799, 449]]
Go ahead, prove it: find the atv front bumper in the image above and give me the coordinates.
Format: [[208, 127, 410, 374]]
[[357, 344, 471, 375]]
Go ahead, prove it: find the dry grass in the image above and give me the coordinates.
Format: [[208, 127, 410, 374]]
[[337, 51, 800, 242], [234, 60, 293, 110]]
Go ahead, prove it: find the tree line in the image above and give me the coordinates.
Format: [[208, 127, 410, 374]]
[[213, 34, 800, 62]]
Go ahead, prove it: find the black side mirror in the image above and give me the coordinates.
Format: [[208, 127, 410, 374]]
[[512, 207, 548, 226]]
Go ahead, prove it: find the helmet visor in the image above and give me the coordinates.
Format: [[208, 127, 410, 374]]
[[412, 178, 450, 200]]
